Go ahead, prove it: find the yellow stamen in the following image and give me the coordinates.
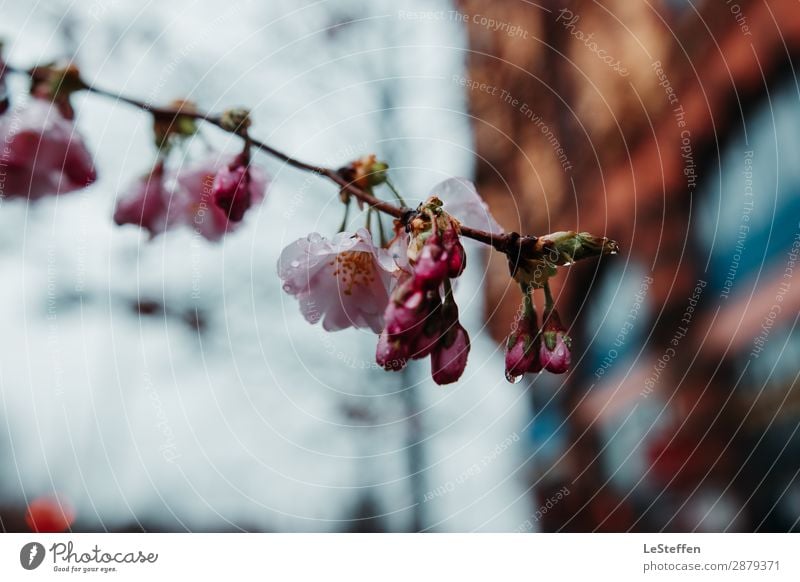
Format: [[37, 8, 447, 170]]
[[330, 251, 376, 295]]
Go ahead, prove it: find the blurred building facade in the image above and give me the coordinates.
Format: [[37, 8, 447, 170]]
[[461, 0, 800, 531]]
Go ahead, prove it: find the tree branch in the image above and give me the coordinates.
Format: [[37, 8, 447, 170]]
[[3, 63, 617, 262]]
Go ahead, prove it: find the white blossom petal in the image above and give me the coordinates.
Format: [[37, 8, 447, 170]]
[[430, 177, 503, 235]]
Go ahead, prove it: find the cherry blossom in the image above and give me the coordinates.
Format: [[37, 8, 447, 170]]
[[114, 154, 269, 240], [113, 163, 173, 236], [173, 154, 269, 241], [279, 228, 397, 333], [0, 98, 96, 199], [428, 177, 503, 236], [212, 153, 257, 222], [0, 50, 620, 394]]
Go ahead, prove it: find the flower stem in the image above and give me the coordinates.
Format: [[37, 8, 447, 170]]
[[337, 200, 351, 233], [543, 281, 555, 313], [384, 177, 407, 207], [376, 211, 387, 246], [521, 282, 536, 319]]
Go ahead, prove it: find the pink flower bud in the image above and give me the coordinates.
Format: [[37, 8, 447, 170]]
[[442, 223, 466, 278], [405, 199, 468, 288], [376, 330, 407, 371], [505, 320, 540, 380], [0, 98, 96, 199], [212, 155, 253, 222], [63, 138, 97, 187], [412, 236, 449, 289], [409, 330, 439, 360], [431, 322, 470, 385], [539, 332, 570, 374], [113, 166, 170, 236], [539, 310, 571, 374], [176, 154, 269, 241], [383, 279, 428, 337], [407, 303, 443, 360]]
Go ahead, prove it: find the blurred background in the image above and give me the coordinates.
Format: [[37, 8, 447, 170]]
[[0, 0, 799, 532]]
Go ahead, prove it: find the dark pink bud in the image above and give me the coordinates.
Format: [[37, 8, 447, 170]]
[[113, 165, 169, 236], [409, 329, 439, 360], [447, 244, 466, 279], [539, 310, 571, 374], [376, 330, 407, 371], [539, 333, 570, 374], [384, 280, 427, 337], [0, 98, 96, 199], [407, 301, 443, 360], [213, 157, 251, 222], [175, 154, 269, 241], [505, 322, 539, 381], [442, 224, 466, 278], [412, 236, 449, 289], [431, 322, 470, 385], [63, 138, 98, 187]]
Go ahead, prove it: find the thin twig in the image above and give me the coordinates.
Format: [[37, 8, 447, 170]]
[[3, 64, 603, 261]]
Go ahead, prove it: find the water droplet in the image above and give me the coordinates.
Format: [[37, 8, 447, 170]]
[[505, 371, 523, 384], [290, 260, 300, 268], [282, 284, 292, 293]]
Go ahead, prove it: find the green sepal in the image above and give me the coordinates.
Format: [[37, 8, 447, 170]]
[[543, 330, 557, 352]]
